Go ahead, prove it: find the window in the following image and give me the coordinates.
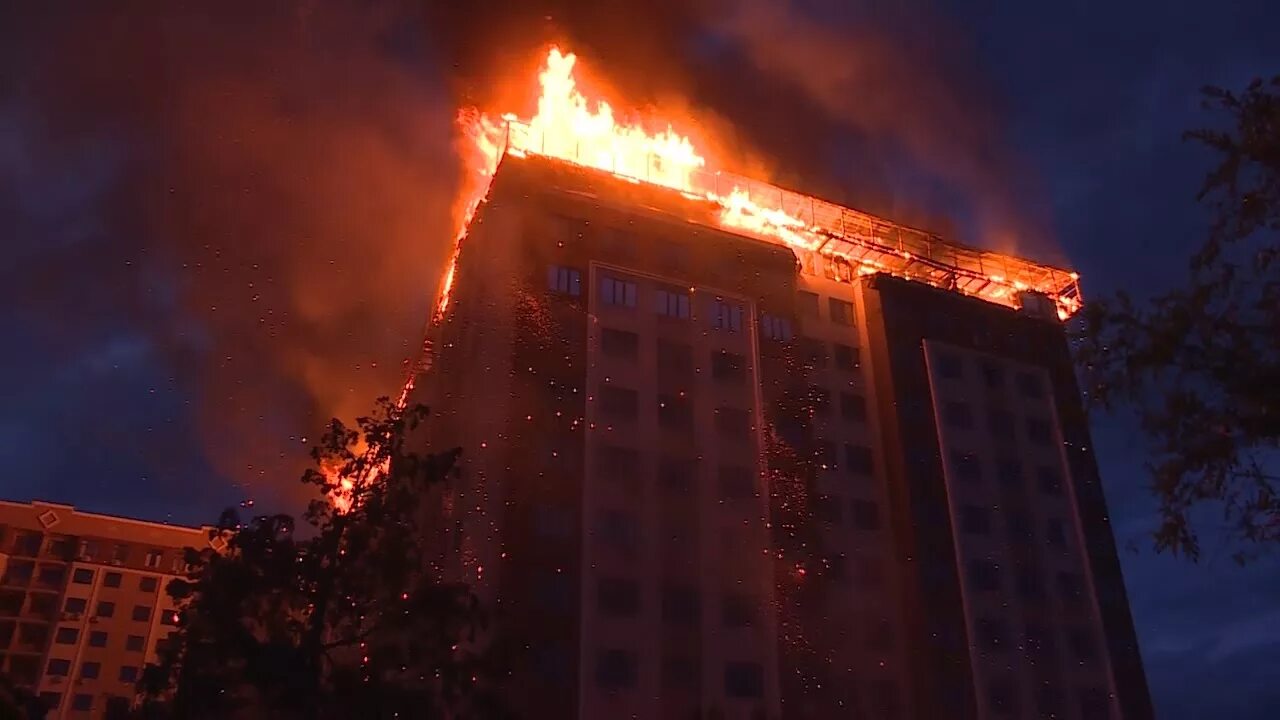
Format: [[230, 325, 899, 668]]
[[599, 275, 637, 307], [655, 287, 691, 319], [139, 576, 158, 593], [714, 407, 751, 439], [600, 327, 639, 359], [38, 692, 60, 710], [724, 662, 764, 698], [975, 616, 1006, 652], [657, 394, 693, 429], [845, 444, 874, 476], [661, 654, 700, 691], [126, 635, 144, 652], [597, 578, 640, 617], [144, 549, 163, 569], [658, 457, 696, 494], [798, 337, 826, 369], [988, 682, 1016, 715], [853, 555, 884, 587], [987, 408, 1015, 441], [808, 385, 832, 417], [662, 584, 700, 626], [936, 351, 962, 379], [711, 299, 744, 332], [104, 571, 122, 588], [966, 560, 1001, 592], [547, 264, 582, 296], [718, 465, 755, 500], [840, 392, 867, 422], [535, 573, 573, 613], [119, 665, 139, 683], [533, 504, 572, 540], [598, 385, 639, 420], [12, 532, 42, 556], [1006, 510, 1033, 543], [761, 313, 792, 341], [951, 450, 982, 483], [47, 658, 71, 677], [80, 661, 101, 680], [722, 593, 756, 628], [981, 361, 1005, 390], [71, 694, 92, 712], [598, 510, 639, 555], [943, 401, 973, 429], [711, 350, 747, 382], [814, 495, 843, 524], [1016, 371, 1044, 398], [960, 506, 991, 535], [828, 298, 854, 325], [851, 500, 880, 531], [1026, 417, 1053, 446], [1068, 627, 1098, 662], [1057, 572, 1085, 603], [1037, 466, 1064, 495], [37, 565, 66, 588], [161, 609, 179, 626], [656, 338, 694, 381], [55, 627, 79, 644], [1016, 566, 1046, 601], [89, 631, 107, 647], [797, 291, 819, 317], [595, 649, 637, 690], [64, 597, 87, 614], [833, 343, 859, 371], [72, 568, 94, 584], [1079, 688, 1110, 717], [1046, 519, 1068, 547], [996, 459, 1022, 488], [132, 605, 151, 622]]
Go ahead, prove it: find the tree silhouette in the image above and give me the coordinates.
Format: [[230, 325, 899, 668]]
[[1076, 76, 1280, 563], [138, 399, 508, 718]]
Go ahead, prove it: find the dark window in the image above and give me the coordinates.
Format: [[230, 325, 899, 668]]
[[599, 275, 637, 307], [89, 631, 107, 647], [840, 392, 867, 422], [854, 555, 884, 587], [38, 692, 60, 710], [12, 532, 41, 556], [37, 565, 66, 588], [826, 554, 848, 583], [967, 560, 1001, 592], [1016, 371, 1044, 398], [1068, 627, 1098, 662], [657, 394, 693, 429], [724, 662, 764, 698], [656, 339, 694, 376], [595, 649, 637, 690], [599, 385, 639, 420], [1057, 572, 1085, 603], [161, 609, 179, 626], [960, 505, 991, 535], [72, 694, 92, 712], [597, 445, 641, 495], [1079, 688, 1110, 718], [80, 661, 101, 680], [119, 665, 139, 683], [808, 386, 832, 417], [1037, 466, 1064, 495], [1024, 622, 1055, 659], [996, 459, 1022, 488], [851, 500, 880, 531], [714, 407, 751, 439], [951, 450, 982, 483], [936, 351, 963, 379], [96, 600, 115, 618], [47, 659, 71, 677], [132, 605, 151, 622], [845, 444, 874, 476], [943, 401, 973, 429], [655, 287, 691, 319], [987, 408, 1015, 441], [711, 299, 744, 332], [761, 313, 792, 341], [55, 627, 79, 644], [981, 361, 1005, 390], [814, 439, 838, 469], [1046, 519, 1068, 547], [104, 571, 122, 588], [72, 568, 94, 584], [1026, 417, 1053, 446], [988, 682, 1017, 715], [662, 584, 700, 626], [658, 457, 696, 494], [535, 573, 573, 613], [718, 465, 755, 500], [797, 291, 819, 317], [833, 343, 860, 371], [797, 336, 827, 370], [597, 578, 640, 617], [722, 593, 756, 628], [712, 350, 747, 382], [1016, 566, 1046, 601], [139, 576, 158, 593], [661, 654, 700, 691], [126, 635, 144, 652], [814, 495, 843, 524], [533, 503, 572, 539], [64, 597, 87, 614], [975, 616, 1006, 652], [547, 264, 582, 296], [1006, 510, 1033, 544], [828, 298, 854, 325], [598, 510, 639, 556], [600, 327, 639, 359]]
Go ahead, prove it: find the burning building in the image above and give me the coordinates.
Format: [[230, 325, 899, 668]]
[[406, 49, 1152, 720]]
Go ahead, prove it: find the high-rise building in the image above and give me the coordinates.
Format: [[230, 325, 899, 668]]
[[0, 500, 212, 719], [415, 149, 1152, 719]]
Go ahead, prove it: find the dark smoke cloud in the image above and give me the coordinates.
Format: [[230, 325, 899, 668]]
[[1, 0, 1049, 516]]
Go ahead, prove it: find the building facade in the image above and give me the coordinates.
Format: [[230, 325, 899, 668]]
[[0, 501, 211, 719], [415, 153, 1153, 719]]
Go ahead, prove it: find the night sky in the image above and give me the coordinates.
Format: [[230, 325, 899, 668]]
[[3, 1, 1278, 717]]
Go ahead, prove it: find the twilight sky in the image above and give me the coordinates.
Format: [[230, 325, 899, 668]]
[[2, 1, 1278, 717]]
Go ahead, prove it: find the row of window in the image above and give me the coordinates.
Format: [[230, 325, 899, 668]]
[[2, 533, 180, 571], [595, 649, 763, 698], [813, 496, 882, 531], [965, 560, 1086, 604], [45, 657, 141, 682], [806, 386, 868, 422], [948, 450, 1064, 495], [942, 401, 1055, 447], [957, 504, 1070, 546], [595, 578, 759, 627], [800, 338, 861, 372], [63, 595, 176, 624], [987, 682, 1111, 718], [598, 386, 753, 433], [934, 350, 1047, 399], [797, 291, 855, 326], [71, 568, 167, 591], [810, 441, 875, 477]]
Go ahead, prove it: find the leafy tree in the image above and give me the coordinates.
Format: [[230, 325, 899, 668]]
[[138, 399, 507, 718], [1076, 76, 1279, 563], [0, 673, 44, 720]]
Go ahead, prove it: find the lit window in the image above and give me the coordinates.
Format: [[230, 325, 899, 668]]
[[828, 298, 854, 326], [655, 287, 690, 319], [599, 275, 637, 307], [761, 313, 792, 341], [711, 299, 743, 332], [144, 549, 163, 569], [547, 264, 582, 296]]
